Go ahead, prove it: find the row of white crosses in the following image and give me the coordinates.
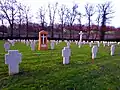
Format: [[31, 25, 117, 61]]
[[4, 39, 117, 76], [92, 44, 116, 60]]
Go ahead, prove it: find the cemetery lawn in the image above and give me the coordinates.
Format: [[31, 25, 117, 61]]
[[0, 40, 120, 90]]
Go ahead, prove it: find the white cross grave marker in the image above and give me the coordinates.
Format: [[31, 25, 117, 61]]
[[97, 41, 100, 47], [50, 41, 55, 50], [92, 45, 98, 59], [56, 40, 58, 45], [4, 41, 10, 52], [12, 40, 15, 46], [41, 34, 46, 44], [62, 47, 71, 64], [30, 41, 36, 51], [89, 42, 92, 47], [67, 41, 70, 48], [111, 45, 115, 56], [26, 40, 29, 46], [79, 31, 83, 43], [78, 41, 82, 48], [5, 50, 22, 75], [108, 42, 110, 46]]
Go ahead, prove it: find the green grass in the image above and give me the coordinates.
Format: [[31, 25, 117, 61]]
[[0, 40, 120, 90]]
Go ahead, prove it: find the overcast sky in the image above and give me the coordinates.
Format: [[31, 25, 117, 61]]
[[15, 0, 120, 27]]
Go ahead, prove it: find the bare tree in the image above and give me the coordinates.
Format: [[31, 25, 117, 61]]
[[17, 3, 24, 38], [77, 12, 82, 31], [37, 6, 47, 30], [97, 1, 114, 40], [96, 7, 101, 30], [58, 4, 67, 39], [0, 13, 5, 37], [23, 5, 32, 38], [0, 14, 4, 25], [48, 2, 58, 38], [94, 6, 101, 40], [0, 0, 18, 37], [66, 4, 78, 39], [85, 3, 95, 39]]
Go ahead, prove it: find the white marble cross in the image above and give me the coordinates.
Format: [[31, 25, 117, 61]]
[[5, 50, 22, 75], [11, 40, 15, 46], [111, 45, 115, 56], [50, 41, 55, 50], [62, 47, 71, 64], [89, 42, 92, 47], [107, 42, 110, 46], [97, 41, 100, 47], [79, 31, 83, 43], [92, 45, 98, 59], [78, 41, 82, 48], [30, 41, 36, 51], [4, 42, 10, 52], [41, 34, 46, 44], [56, 40, 58, 45], [67, 42, 70, 48], [118, 42, 120, 45], [26, 40, 29, 46]]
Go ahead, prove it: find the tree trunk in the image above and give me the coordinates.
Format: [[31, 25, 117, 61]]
[[42, 23, 44, 30], [2, 31, 4, 38], [19, 24, 21, 38], [70, 24, 72, 39], [61, 24, 63, 40], [10, 24, 13, 37], [51, 25, 54, 39], [26, 21, 28, 38], [100, 25, 106, 41], [88, 17, 91, 39]]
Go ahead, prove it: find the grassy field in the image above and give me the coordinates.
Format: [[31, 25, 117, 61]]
[[0, 40, 120, 90]]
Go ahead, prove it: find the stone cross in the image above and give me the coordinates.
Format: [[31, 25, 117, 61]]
[[26, 40, 29, 46], [79, 31, 83, 43], [75, 41, 78, 45], [89, 42, 92, 47], [4, 41, 10, 52], [11, 40, 15, 46], [41, 34, 46, 44], [92, 45, 98, 59], [67, 42, 70, 48], [62, 47, 71, 64], [78, 41, 82, 48], [118, 42, 120, 45], [56, 40, 58, 45], [5, 50, 22, 75], [108, 42, 110, 46], [50, 41, 55, 50], [97, 41, 100, 47], [30, 41, 36, 51], [111, 45, 115, 56]]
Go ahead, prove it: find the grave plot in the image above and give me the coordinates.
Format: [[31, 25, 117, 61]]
[[0, 40, 120, 90]]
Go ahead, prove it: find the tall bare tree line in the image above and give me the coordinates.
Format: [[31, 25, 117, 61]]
[[0, 0, 114, 40]]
